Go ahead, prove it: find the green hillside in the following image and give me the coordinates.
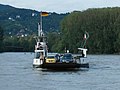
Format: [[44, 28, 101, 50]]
[[0, 4, 67, 36], [0, 4, 120, 54]]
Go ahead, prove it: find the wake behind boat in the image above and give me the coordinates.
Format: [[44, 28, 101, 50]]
[[33, 12, 89, 70]]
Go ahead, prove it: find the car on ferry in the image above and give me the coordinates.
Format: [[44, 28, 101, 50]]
[[46, 55, 56, 63], [61, 53, 74, 63]]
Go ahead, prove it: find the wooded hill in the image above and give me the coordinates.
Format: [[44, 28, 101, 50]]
[[0, 4, 67, 36], [0, 6, 120, 54], [49, 7, 120, 54]]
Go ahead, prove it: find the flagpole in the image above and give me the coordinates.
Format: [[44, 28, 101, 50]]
[[39, 11, 49, 37], [40, 11, 42, 32]]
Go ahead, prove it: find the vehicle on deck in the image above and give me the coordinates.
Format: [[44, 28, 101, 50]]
[[46, 55, 56, 63], [61, 53, 73, 63]]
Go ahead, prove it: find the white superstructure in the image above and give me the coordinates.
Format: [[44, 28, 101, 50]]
[[33, 22, 48, 67]]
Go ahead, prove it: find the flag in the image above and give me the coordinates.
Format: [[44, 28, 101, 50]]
[[41, 12, 49, 16]]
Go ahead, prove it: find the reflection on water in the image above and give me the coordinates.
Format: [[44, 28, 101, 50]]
[[0, 53, 120, 90]]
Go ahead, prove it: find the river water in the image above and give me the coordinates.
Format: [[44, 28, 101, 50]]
[[0, 52, 120, 90]]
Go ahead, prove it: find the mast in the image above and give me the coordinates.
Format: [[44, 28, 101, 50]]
[[40, 11, 42, 33], [38, 11, 44, 37], [38, 23, 40, 36], [36, 11, 49, 44], [82, 31, 89, 48]]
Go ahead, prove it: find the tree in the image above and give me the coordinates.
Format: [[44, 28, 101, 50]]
[[56, 7, 120, 54]]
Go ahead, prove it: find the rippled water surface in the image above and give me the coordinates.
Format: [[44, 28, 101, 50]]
[[0, 52, 120, 90]]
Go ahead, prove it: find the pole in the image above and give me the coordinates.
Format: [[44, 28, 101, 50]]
[[40, 11, 42, 32], [82, 31, 89, 48]]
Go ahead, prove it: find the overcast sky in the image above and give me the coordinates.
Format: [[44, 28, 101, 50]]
[[0, 0, 120, 13]]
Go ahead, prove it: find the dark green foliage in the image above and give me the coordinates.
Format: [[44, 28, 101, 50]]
[[47, 32, 62, 52], [1, 4, 120, 54], [53, 7, 120, 54], [3, 36, 36, 52]]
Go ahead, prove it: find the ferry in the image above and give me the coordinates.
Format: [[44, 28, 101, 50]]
[[33, 12, 89, 69]]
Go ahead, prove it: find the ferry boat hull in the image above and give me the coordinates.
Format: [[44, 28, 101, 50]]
[[33, 62, 89, 69]]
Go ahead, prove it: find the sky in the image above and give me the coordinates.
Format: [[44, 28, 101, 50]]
[[0, 0, 120, 13]]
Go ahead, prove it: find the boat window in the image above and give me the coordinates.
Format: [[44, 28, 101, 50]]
[[45, 51, 47, 57], [40, 38, 43, 42], [35, 52, 40, 59]]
